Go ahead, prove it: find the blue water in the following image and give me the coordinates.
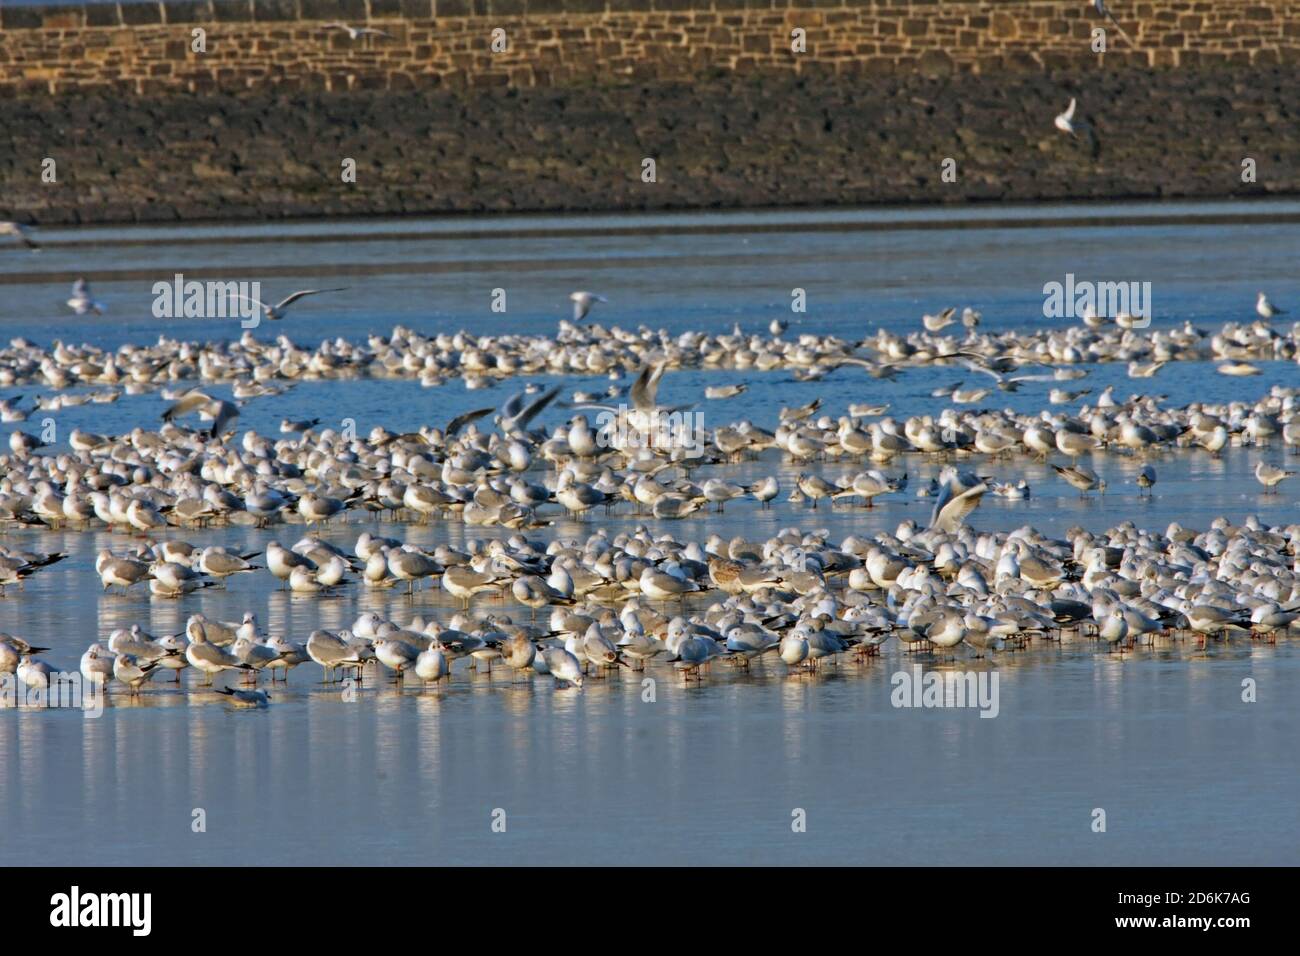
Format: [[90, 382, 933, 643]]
[[1, 201, 1298, 865]]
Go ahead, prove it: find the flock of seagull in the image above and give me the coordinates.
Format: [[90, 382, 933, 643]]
[[1, 245, 1299, 705], [8, 498, 1300, 704]]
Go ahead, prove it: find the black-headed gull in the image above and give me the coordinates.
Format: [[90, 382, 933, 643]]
[[160, 389, 240, 438], [228, 287, 346, 322], [0, 221, 39, 250], [323, 22, 392, 40], [1054, 98, 1101, 157], [569, 290, 607, 322], [215, 686, 271, 707], [929, 472, 989, 531], [67, 278, 105, 315], [1256, 291, 1285, 319], [1092, 0, 1133, 45], [1255, 460, 1295, 493]]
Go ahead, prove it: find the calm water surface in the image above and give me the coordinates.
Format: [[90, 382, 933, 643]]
[[1, 201, 1298, 865]]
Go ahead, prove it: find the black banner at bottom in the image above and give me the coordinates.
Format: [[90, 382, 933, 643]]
[[0, 866, 1279, 941]]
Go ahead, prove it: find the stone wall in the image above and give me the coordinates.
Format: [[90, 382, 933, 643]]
[[0, 1, 1297, 95], [3, 65, 1293, 224], [1, 2, 1297, 223]]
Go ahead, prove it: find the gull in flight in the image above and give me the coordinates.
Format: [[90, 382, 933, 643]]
[[497, 385, 562, 434], [1257, 292, 1285, 319], [1092, 0, 1133, 46], [929, 468, 989, 532], [1054, 98, 1101, 157], [958, 356, 1055, 392], [573, 361, 693, 436], [67, 279, 105, 315], [921, 307, 956, 332], [0, 221, 39, 250], [569, 291, 608, 322], [229, 287, 347, 322], [324, 22, 392, 40], [161, 390, 240, 438]]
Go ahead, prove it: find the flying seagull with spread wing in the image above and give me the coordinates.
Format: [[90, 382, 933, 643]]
[[0, 221, 39, 250], [569, 291, 608, 322], [929, 469, 990, 532], [161, 390, 240, 439], [498, 385, 563, 434], [1054, 97, 1101, 158], [324, 22, 392, 39], [1092, 0, 1133, 46], [228, 287, 347, 322]]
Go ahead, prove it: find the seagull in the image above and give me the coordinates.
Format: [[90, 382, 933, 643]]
[[280, 417, 321, 434], [79, 645, 114, 684], [1054, 98, 1101, 157], [306, 629, 365, 682], [161, 390, 240, 438], [501, 633, 539, 677], [386, 548, 441, 594], [16, 655, 53, 690], [498, 385, 562, 435], [113, 654, 159, 696], [1250, 602, 1300, 639], [958, 357, 1055, 392], [1257, 292, 1285, 319], [444, 407, 494, 438], [196, 547, 261, 583], [1255, 460, 1295, 493], [705, 384, 747, 400], [215, 687, 271, 707], [569, 291, 607, 322], [185, 619, 254, 684], [373, 637, 421, 680], [228, 288, 347, 322], [67, 279, 105, 315], [414, 645, 451, 686], [0, 221, 39, 250], [262, 637, 308, 681], [628, 361, 669, 415], [96, 551, 151, 591], [541, 647, 584, 688], [1136, 464, 1156, 495], [1053, 464, 1107, 496], [1092, 0, 1133, 45], [1183, 603, 1252, 640], [921, 307, 957, 332], [323, 22, 392, 40], [0, 638, 52, 666], [779, 634, 809, 668], [929, 472, 989, 532], [1097, 609, 1129, 650]]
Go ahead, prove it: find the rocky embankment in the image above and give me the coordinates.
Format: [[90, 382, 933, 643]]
[[1, 65, 1294, 224]]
